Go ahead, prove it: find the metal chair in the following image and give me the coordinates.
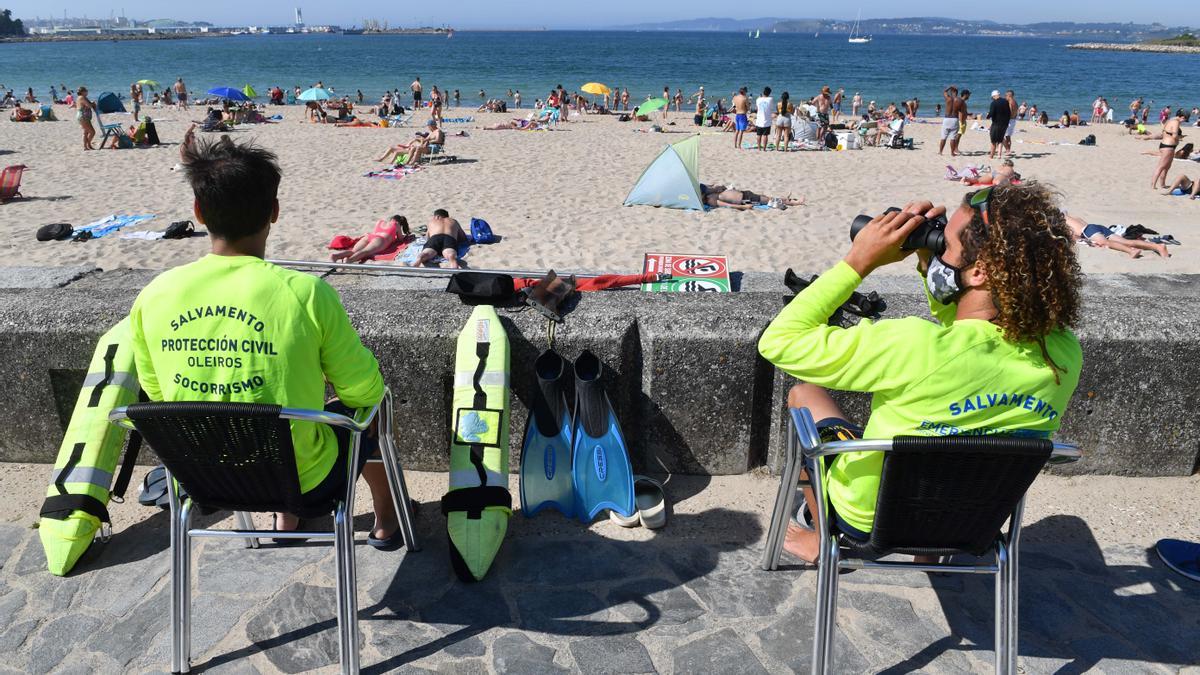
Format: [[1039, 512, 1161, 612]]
[[109, 388, 419, 675], [763, 407, 1081, 675]]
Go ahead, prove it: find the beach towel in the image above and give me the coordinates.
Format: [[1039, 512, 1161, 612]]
[[327, 234, 416, 261], [75, 214, 155, 239], [364, 165, 424, 180], [702, 204, 771, 212], [440, 117, 474, 124], [396, 236, 471, 265]]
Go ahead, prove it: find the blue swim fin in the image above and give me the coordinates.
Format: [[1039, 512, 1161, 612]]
[[519, 350, 575, 518], [571, 350, 635, 523]]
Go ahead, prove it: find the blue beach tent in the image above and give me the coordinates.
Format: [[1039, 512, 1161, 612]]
[[623, 134, 703, 211], [95, 91, 126, 113]]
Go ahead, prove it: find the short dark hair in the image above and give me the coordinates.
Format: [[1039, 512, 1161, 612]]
[[763, 87, 771, 96], [433, 208, 449, 218], [961, 89, 971, 97], [182, 137, 281, 241]]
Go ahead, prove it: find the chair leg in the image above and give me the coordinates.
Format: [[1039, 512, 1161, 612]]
[[178, 501, 195, 674], [333, 502, 360, 674], [1007, 543, 1019, 675], [821, 537, 841, 674], [169, 495, 184, 673], [810, 533, 838, 675], [994, 539, 1010, 675], [235, 511, 260, 549], [380, 430, 420, 553], [763, 421, 800, 571]]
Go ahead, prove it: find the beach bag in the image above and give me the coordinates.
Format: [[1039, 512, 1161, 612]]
[[446, 272, 516, 305], [144, 121, 160, 145], [824, 132, 839, 150], [163, 220, 195, 240], [1079, 134, 1096, 146], [37, 223, 74, 241], [116, 134, 134, 149], [470, 218, 495, 244]]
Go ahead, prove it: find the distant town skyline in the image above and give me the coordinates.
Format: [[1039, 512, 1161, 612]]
[[3, 1, 1171, 30]]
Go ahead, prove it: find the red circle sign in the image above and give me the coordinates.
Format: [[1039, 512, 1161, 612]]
[[672, 257, 726, 278]]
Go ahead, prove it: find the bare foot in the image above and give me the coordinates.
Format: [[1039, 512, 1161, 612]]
[[782, 522, 820, 563], [1127, 249, 1142, 259], [1154, 244, 1171, 258]]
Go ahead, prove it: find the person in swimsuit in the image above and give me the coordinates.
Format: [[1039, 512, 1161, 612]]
[[939, 86, 962, 156], [731, 87, 749, 149], [1064, 214, 1170, 259], [411, 209, 467, 268], [75, 86, 96, 150], [174, 78, 188, 110], [1163, 174, 1199, 199], [700, 184, 806, 210], [1152, 110, 1186, 190], [331, 215, 412, 263]]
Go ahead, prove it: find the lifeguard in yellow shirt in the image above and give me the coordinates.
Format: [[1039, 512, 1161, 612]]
[[130, 137, 403, 550], [759, 184, 1084, 564]]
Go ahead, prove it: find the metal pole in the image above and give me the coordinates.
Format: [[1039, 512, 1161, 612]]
[[267, 258, 671, 281]]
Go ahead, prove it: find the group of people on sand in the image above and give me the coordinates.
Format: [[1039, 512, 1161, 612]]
[[331, 209, 468, 268]]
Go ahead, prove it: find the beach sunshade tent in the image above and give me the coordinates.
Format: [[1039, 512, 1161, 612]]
[[298, 87, 332, 101], [207, 87, 249, 102], [242, 84, 258, 98], [623, 134, 703, 211], [95, 91, 126, 113], [581, 82, 610, 96], [136, 79, 159, 91]]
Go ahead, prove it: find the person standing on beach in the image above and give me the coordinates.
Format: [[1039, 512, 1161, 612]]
[[832, 88, 844, 123], [987, 90, 1011, 160], [754, 87, 774, 151], [851, 92, 862, 118], [812, 86, 832, 136], [663, 86, 671, 121], [939, 86, 961, 156], [174, 78, 188, 110], [75, 86, 96, 151], [130, 82, 143, 123], [411, 77, 422, 108], [732, 87, 749, 149], [674, 88, 683, 112], [955, 90, 971, 153], [621, 88, 630, 111], [1003, 90, 1018, 157], [1152, 110, 1186, 190]]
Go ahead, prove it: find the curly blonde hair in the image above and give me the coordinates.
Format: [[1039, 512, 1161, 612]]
[[959, 183, 1083, 378]]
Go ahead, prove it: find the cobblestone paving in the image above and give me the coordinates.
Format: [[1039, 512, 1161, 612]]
[[1, 505, 1197, 673]]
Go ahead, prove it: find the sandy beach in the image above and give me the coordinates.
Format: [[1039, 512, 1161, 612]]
[[2, 104, 1195, 276]]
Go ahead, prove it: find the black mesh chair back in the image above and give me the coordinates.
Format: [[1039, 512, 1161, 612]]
[[862, 435, 1053, 557], [125, 401, 314, 516]]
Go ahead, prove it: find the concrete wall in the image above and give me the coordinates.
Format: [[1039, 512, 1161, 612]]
[[1, 265, 1196, 477]]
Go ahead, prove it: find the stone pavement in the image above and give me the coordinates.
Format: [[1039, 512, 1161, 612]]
[[1, 469, 1198, 674]]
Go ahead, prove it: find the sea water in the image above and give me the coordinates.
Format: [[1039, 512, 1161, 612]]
[[1, 31, 1196, 115]]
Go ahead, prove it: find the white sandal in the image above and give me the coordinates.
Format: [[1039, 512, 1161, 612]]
[[609, 475, 668, 529]]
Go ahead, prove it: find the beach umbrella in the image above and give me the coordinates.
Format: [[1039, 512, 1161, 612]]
[[298, 87, 332, 101], [242, 84, 258, 98], [207, 87, 249, 102], [136, 79, 159, 91], [581, 82, 611, 96], [636, 97, 668, 114]]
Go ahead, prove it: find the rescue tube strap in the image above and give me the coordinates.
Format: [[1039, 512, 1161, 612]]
[[448, 468, 507, 489], [40, 493, 111, 523], [469, 341, 490, 486], [453, 371, 509, 389], [87, 344, 121, 408], [81, 371, 139, 392], [55, 443, 87, 496], [440, 486, 512, 520], [51, 466, 113, 489], [111, 430, 143, 501]]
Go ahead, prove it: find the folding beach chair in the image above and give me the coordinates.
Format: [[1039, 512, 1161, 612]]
[[109, 388, 420, 674], [762, 407, 1082, 675], [95, 110, 131, 149], [882, 118, 909, 149], [419, 142, 458, 165], [0, 164, 27, 203]]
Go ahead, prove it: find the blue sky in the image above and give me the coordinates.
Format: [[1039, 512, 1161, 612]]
[[7, 1, 1165, 29]]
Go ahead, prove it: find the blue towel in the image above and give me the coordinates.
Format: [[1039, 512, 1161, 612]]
[[76, 214, 156, 239]]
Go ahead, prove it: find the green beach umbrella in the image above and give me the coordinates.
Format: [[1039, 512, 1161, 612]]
[[242, 84, 258, 98], [136, 79, 160, 91], [636, 97, 668, 114]]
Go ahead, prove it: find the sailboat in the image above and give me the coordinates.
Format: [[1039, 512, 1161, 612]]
[[848, 10, 871, 43], [752, 29, 760, 38]]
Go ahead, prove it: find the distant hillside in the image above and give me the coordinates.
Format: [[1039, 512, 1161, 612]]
[[611, 16, 1195, 41]]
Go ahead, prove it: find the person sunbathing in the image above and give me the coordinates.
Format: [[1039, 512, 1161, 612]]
[[484, 118, 537, 130], [700, 184, 806, 210], [331, 215, 412, 263], [375, 120, 444, 163], [1065, 214, 1170, 258], [9, 102, 34, 122], [408, 209, 467, 268], [960, 159, 1019, 186], [1163, 174, 1199, 199]]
